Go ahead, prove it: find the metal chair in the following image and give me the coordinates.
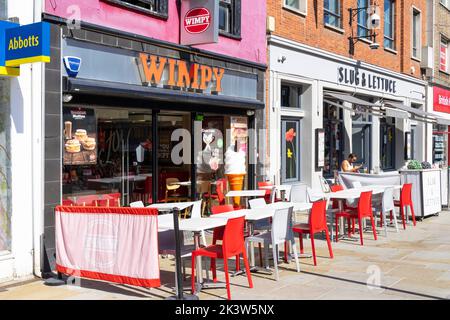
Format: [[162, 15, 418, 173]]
[[245, 206, 300, 281]]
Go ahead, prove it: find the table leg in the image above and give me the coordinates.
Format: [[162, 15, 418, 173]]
[[193, 232, 203, 290]]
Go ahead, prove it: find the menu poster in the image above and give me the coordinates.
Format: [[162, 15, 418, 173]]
[[405, 132, 412, 160], [63, 107, 97, 165], [230, 117, 248, 153], [315, 129, 325, 171]]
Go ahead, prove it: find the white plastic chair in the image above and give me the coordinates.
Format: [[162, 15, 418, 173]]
[[249, 198, 267, 209], [245, 206, 300, 281], [129, 201, 145, 207], [374, 187, 399, 236], [290, 183, 308, 203], [189, 200, 207, 246]]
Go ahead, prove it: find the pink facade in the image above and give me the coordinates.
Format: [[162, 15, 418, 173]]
[[44, 0, 267, 64]]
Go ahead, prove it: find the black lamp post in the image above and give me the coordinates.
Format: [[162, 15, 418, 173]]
[[347, 6, 379, 56]]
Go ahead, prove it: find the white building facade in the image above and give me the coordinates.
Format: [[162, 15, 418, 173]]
[[267, 35, 430, 190], [0, 0, 45, 283]]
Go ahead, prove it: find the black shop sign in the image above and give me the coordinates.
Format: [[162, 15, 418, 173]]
[[338, 66, 397, 94]]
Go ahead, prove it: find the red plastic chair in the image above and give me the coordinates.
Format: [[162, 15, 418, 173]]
[[293, 199, 333, 265], [335, 191, 377, 246], [62, 199, 74, 206], [394, 183, 416, 229], [133, 177, 152, 204], [258, 181, 280, 203], [191, 216, 253, 300]]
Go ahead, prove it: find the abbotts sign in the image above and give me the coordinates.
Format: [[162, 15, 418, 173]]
[[137, 53, 225, 94], [180, 0, 218, 45], [184, 7, 211, 34]]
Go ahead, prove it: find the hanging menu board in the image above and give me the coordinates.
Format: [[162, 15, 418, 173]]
[[63, 107, 97, 165]]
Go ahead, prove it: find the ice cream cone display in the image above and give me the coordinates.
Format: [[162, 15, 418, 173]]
[[225, 143, 247, 207]]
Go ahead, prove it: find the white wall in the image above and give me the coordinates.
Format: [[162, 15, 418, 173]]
[[0, 0, 43, 282]]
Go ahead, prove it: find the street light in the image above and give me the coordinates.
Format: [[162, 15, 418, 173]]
[[348, 6, 380, 55]]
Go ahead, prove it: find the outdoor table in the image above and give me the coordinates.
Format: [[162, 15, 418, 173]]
[[324, 185, 401, 241], [259, 185, 291, 201], [148, 201, 195, 211], [226, 189, 266, 207]]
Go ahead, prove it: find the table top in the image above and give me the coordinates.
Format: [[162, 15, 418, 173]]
[[325, 185, 401, 200], [266, 201, 312, 211], [158, 217, 227, 232], [226, 190, 266, 197], [148, 201, 195, 211], [210, 208, 275, 221], [169, 180, 218, 186], [259, 185, 291, 191]]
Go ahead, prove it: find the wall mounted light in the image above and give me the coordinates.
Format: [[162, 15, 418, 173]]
[[347, 5, 380, 55]]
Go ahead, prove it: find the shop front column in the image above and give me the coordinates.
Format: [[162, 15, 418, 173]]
[[371, 103, 381, 171], [343, 102, 352, 157]]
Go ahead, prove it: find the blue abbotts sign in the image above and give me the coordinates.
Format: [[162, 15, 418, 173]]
[[63, 56, 82, 78], [0, 20, 20, 76], [4, 22, 51, 67], [0, 21, 51, 76]]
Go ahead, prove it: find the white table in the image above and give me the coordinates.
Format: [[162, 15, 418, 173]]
[[259, 185, 291, 200], [226, 190, 267, 197], [325, 185, 402, 241], [148, 201, 195, 211]]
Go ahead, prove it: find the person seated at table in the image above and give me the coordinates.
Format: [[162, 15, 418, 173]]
[[341, 153, 363, 173]]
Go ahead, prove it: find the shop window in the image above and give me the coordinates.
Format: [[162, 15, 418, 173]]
[[0, 78, 11, 252], [281, 119, 300, 182], [412, 8, 421, 59], [0, 0, 6, 19], [411, 125, 418, 160], [352, 112, 371, 170], [281, 83, 303, 109], [384, 0, 395, 50], [283, 0, 307, 15], [219, 0, 241, 38], [440, 37, 449, 73], [323, 103, 345, 178], [380, 117, 396, 170], [324, 0, 342, 29], [103, 0, 168, 19], [357, 0, 369, 38], [433, 124, 447, 166]]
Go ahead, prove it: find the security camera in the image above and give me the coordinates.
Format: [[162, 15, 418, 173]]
[[368, 12, 381, 29], [369, 42, 380, 50]]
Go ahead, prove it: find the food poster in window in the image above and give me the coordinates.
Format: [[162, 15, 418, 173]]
[[197, 117, 225, 181], [230, 116, 248, 154], [63, 107, 97, 165]]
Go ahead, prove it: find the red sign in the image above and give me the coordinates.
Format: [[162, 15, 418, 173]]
[[184, 7, 211, 34], [434, 86, 450, 113]]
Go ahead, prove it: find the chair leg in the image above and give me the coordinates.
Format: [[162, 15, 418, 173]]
[[284, 241, 288, 263], [347, 218, 351, 237], [258, 243, 263, 267], [298, 233, 304, 254], [335, 216, 339, 242], [409, 204, 417, 226], [211, 258, 217, 282], [370, 214, 377, 241], [310, 233, 317, 266], [291, 240, 300, 273], [191, 254, 196, 294], [352, 218, 355, 233], [264, 241, 270, 269], [358, 218, 364, 246], [400, 206, 406, 230], [235, 254, 240, 271], [223, 258, 231, 300], [325, 229, 334, 259], [382, 210, 388, 237], [392, 210, 399, 233], [242, 247, 253, 288], [272, 244, 279, 281]]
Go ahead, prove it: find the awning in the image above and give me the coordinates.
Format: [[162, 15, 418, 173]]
[[324, 92, 374, 107], [430, 111, 450, 126], [384, 107, 409, 119], [323, 91, 385, 116], [383, 101, 435, 123]]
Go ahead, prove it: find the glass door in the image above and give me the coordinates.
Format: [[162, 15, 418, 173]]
[[281, 118, 300, 183]]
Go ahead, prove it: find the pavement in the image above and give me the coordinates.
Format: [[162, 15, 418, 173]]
[[1, 211, 450, 300]]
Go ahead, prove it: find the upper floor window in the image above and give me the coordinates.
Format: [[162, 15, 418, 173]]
[[440, 37, 449, 73], [0, 0, 6, 20], [283, 0, 307, 15], [104, 0, 168, 19], [324, 0, 342, 29], [281, 82, 304, 109], [219, 0, 241, 38], [384, 0, 395, 50], [412, 9, 421, 59], [357, 0, 369, 38]]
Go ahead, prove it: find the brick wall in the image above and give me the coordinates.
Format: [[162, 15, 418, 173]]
[[267, 0, 427, 79], [434, 2, 450, 87]]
